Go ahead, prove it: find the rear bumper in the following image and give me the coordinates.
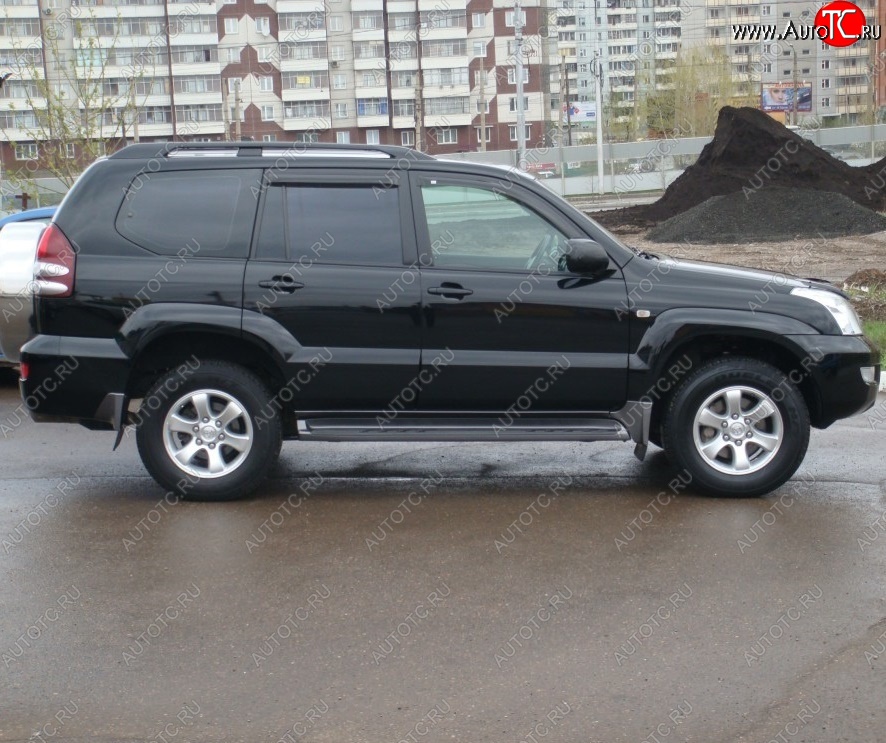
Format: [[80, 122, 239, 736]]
[[19, 335, 129, 429], [786, 334, 880, 427]]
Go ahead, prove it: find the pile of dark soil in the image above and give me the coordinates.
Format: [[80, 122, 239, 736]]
[[646, 187, 886, 244], [596, 106, 886, 229]]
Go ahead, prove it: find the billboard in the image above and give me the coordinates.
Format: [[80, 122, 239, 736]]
[[761, 83, 812, 112]]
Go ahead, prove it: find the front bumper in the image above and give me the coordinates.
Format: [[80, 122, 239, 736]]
[[786, 334, 880, 428]]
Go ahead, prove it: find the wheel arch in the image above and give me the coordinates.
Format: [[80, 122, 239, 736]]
[[633, 310, 826, 437], [126, 329, 287, 403]]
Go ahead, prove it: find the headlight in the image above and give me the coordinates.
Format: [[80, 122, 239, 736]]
[[790, 287, 863, 335]]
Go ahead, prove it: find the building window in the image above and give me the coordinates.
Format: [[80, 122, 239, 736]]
[[334, 103, 348, 118], [821, 97, 830, 107], [357, 98, 388, 116], [262, 134, 277, 141], [332, 45, 345, 61], [471, 12, 485, 27], [821, 60, 830, 70], [473, 41, 486, 58], [333, 73, 347, 89], [296, 132, 320, 143], [763, 63, 771, 73], [255, 17, 271, 35], [224, 47, 241, 63], [329, 15, 344, 31], [224, 18, 238, 34], [436, 128, 457, 144], [354, 12, 383, 30], [507, 68, 529, 84], [509, 96, 529, 112], [476, 99, 489, 113], [15, 144, 39, 160], [365, 129, 380, 144], [261, 105, 274, 120], [821, 78, 830, 88], [63, 143, 76, 159], [258, 76, 274, 92], [475, 126, 492, 143], [401, 130, 415, 146], [762, 5, 771, 15], [336, 131, 350, 143], [505, 10, 526, 26], [508, 124, 531, 141]]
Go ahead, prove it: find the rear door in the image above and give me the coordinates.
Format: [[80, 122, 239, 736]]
[[243, 171, 422, 410]]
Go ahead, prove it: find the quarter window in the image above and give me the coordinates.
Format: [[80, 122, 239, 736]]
[[117, 170, 261, 257]]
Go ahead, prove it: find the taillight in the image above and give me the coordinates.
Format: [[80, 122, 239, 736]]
[[19, 361, 29, 381], [34, 224, 76, 298]]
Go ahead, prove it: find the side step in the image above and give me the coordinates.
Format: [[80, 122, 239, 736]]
[[297, 416, 630, 442]]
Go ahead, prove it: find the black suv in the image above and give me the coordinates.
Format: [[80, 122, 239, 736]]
[[17, 143, 880, 500]]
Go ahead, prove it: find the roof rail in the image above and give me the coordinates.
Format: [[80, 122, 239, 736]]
[[109, 141, 436, 161]]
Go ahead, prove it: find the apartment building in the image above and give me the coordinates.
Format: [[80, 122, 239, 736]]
[[682, 0, 879, 122], [0, 0, 562, 167]]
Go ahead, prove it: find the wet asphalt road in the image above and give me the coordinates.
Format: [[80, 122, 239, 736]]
[[1, 379, 885, 743]]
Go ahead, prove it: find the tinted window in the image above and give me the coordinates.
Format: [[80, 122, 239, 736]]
[[420, 183, 569, 271], [285, 185, 402, 266], [255, 185, 285, 260], [117, 169, 261, 257]]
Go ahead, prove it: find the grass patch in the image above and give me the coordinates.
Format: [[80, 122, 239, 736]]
[[864, 320, 886, 364]]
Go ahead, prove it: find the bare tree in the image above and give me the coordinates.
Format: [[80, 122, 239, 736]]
[[1, 8, 147, 199]]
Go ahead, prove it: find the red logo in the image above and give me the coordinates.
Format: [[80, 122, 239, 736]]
[[815, 1, 866, 46]]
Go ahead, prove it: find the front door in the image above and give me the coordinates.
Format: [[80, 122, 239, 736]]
[[411, 174, 629, 411]]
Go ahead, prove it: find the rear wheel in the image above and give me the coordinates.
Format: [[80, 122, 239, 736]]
[[661, 357, 810, 497], [136, 361, 282, 501]]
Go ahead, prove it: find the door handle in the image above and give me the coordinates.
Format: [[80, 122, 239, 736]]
[[428, 284, 473, 299], [258, 276, 304, 294]]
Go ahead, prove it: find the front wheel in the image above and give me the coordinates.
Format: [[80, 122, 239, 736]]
[[136, 361, 282, 501], [661, 358, 810, 497]]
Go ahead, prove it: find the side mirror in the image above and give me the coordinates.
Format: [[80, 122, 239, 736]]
[[564, 239, 610, 275]]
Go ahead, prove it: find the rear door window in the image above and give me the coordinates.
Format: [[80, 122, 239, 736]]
[[116, 169, 261, 257], [253, 183, 404, 266]]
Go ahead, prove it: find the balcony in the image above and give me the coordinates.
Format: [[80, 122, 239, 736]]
[[282, 87, 332, 102], [282, 115, 332, 132]]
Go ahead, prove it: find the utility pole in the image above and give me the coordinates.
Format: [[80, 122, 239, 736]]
[[593, 51, 604, 195], [130, 77, 139, 143], [223, 86, 231, 141], [233, 78, 242, 141], [515, 0, 526, 169], [871, 40, 877, 162], [414, 75, 423, 152], [564, 59, 572, 146], [479, 68, 486, 152], [559, 54, 566, 192], [791, 46, 798, 126]]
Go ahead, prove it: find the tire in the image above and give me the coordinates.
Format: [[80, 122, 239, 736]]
[[136, 361, 282, 501], [661, 357, 810, 497]]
